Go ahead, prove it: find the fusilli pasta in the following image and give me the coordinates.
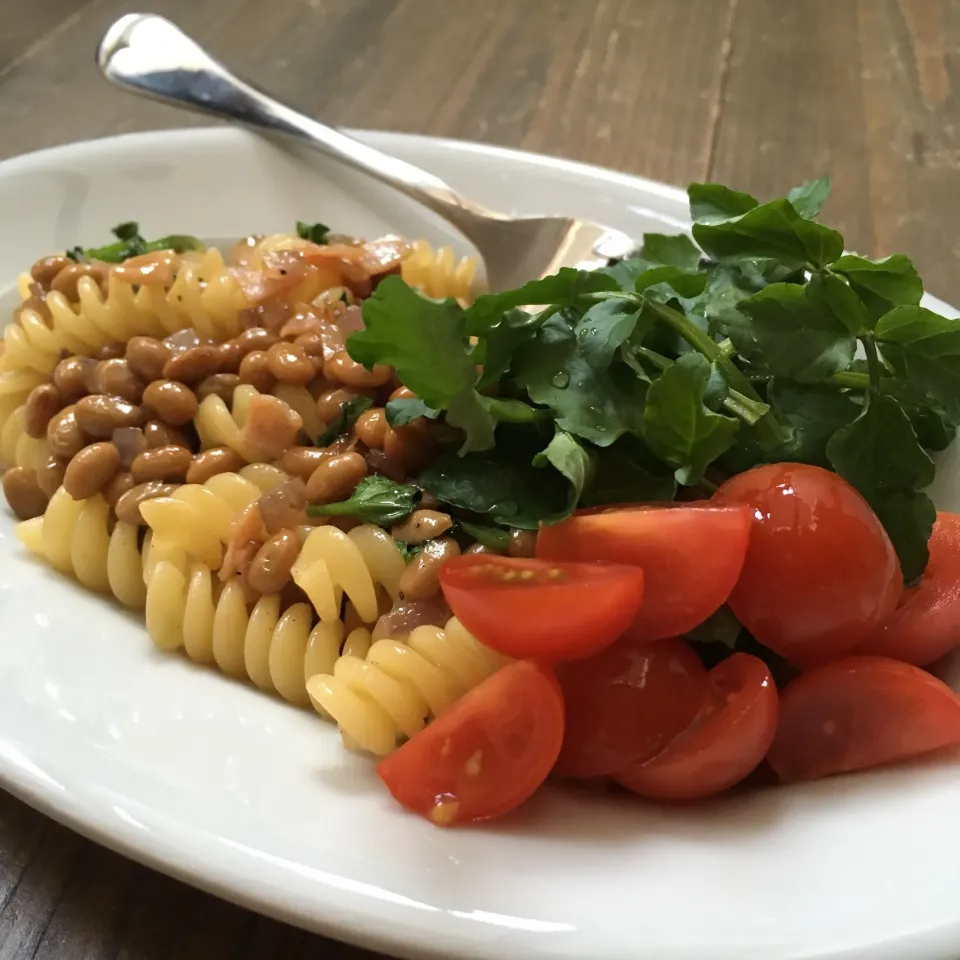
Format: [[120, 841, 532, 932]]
[[401, 239, 477, 302], [0, 404, 47, 471], [306, 618, 509, 755], [292, 524, 406, 624], [48, 248, 248, 356], [139, 470, 265, 570], [145, 559, 346, 705], [17, 486, 146, 607], [0, 304, 61, 376], [194, 383, 268, 463]]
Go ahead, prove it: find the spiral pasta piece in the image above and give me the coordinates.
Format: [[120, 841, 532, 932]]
[[0, 305, 61, 375], [139, 471, 263, 570], [306, 618, 509, 755], [194, 383, 268, 463], [401, 240, 477, 301], [16, 486, 147, 607], [0, 404, 48, 471], [46, 249, 248, 356], [292, 524, 405, 624], [0, 368, 47, 436], [145, 559, 351, 705], [272, 383, 323, 441]]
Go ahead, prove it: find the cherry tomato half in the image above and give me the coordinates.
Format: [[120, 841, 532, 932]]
[[537, 503, 752, 641], [713, 463, 902, 665], [856, 512, 960, 666], [439, 555, 644, 662], [615, 653, 778, 801], [767, 656, 960, 782], [554, 636, 710, 779], [377, 660, 564, 826]]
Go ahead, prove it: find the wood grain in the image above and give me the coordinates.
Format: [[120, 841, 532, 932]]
[[0, 0, 958, 957], [710, 0, 960, 301]]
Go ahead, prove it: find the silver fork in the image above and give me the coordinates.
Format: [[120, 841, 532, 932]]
[[97, 14, 638, 293]]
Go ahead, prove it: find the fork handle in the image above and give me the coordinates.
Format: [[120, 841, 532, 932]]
[[97, 14, 496, 235]]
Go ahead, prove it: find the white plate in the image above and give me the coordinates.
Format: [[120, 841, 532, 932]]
[[3, 128, 960, 960]]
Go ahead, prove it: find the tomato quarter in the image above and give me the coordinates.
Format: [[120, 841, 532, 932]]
[[856, 512, 960, 666], [713, 463, 902, 665], [767, 656, 960, 782], [377, 660, 564, 826], [615, 653, 778, 801], [439, 555, 644, 662], [537, 502, 752, 641], [554, 636, 710, 778]]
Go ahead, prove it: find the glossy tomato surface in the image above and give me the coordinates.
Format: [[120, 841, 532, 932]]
[[616, 653, 778, 801], [537, 503, 751, 641], [713, 463, 901, 665], [767, 656, 960, 782], [439, 555, 644, 662], [554, 636, 710, 778], [377, 660, 564, 826], [857, 512, 960, 666]]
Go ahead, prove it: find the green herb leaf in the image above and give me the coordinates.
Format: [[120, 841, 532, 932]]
[[385, 397, 441, 428], [350, 279, 474, 407], [113, 221, 140, 241], [635, 266, 707, 299], [806, 271, 871, 337], [692, 198, 844, 269], [688, 183, 759, 224], [533, 430, 595, 517], [581, 435, 677, 505], [638, 233, 702, 270], [481, 397, 550, 423], [826, 392, 935, 581], [306, 475, 421, 526], [315, 395, 373, 446], [869, 489, 937, 586], [642, 353, 740, 485], [349, 278, 495, 452], [874, 305, 960, 421], [725, 281, 857, 382], [831, 254, 923, 320], [418, 431, 574, 529], [476, 308, 543, 388], [446, 389, 497, 454], [575, 298, 644, 369], [466, 268, 619, 329], [513, 315, 646, 446], [459, 522, 511, 552], [786, 177, 831, 219], [296, 220, 331, 244]]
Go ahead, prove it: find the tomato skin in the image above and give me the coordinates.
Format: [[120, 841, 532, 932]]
[[767, 656, 960, 782], [713, 463, 902, 665], [377, 660, 564, 826], [856, 512, 960, 666], [537, 503, 752, 641], [439, 555, 644, 662], [554, 636, 710, 779], [615, 653, 778, 801]]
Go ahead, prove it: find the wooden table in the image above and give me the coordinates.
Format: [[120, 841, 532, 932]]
[[0, 0, 957, 956]]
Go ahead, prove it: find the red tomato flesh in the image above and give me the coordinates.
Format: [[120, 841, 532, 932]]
[[713, 463, 902, 666], [554, 636, 710, 778], [537, 502, 752, 641], [615, 653, 778, 801], [439, 555, 644, 662], [377, 660, 564, 826], [767, 656, 960, 782], [856, 512, 960, 666]]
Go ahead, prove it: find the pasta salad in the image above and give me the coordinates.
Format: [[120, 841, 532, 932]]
[[4, 180, 960, 828]]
